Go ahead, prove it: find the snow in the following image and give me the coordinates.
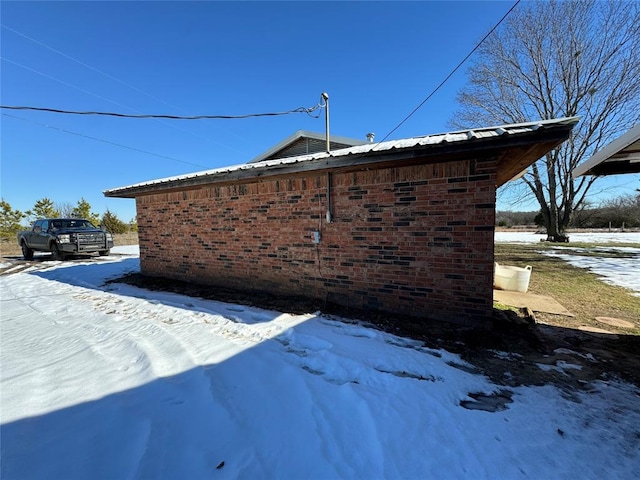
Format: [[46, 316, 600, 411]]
[[113, 244, 140, 255], [536, 361, 583, 375], [495, 231, 640, 244], [496, 232, 640, 295], [2, 247, 640, 479], [541, 247, 640, 296]]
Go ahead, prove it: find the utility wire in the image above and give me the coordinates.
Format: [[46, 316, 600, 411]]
[[1, 57, 144, 115], [1, 56, 261, 154], [376, 0, 521, 145], [2, 112, 207, 168], [0, 103, 325, 120], [2, 56, 226, 147], [1, 23, 186, 113], [1, 26, 266, 155], [1, 26, 324, 122]]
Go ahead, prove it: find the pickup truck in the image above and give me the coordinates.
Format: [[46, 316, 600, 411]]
[[17, 218, 114, 260]]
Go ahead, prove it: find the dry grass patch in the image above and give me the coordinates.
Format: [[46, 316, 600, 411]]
[[114, 232, 138, 247], [495, 243, 640, 334]]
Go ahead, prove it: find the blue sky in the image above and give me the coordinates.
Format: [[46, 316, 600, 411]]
[[2, 1, 638, 224]]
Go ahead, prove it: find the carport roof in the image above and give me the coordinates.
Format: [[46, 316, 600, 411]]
[[104, 117, 579, 198], [573, 124, 640, 177]]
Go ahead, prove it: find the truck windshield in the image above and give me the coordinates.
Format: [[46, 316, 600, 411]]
[[50, 220, 96, 229]]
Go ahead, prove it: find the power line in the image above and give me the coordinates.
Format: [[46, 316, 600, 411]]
[[1, 25, 323, 122], [1, 57, 144, 114], [1, 56, 257, 154], [376, 0, 521, 145], [1, 23, 187, 113], [1, 25, 263, 154], [0, 102, 325, 120], [2, 112, 207, 168]]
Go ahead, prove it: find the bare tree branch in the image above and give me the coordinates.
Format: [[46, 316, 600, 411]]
[[452, 0, 640, 241]]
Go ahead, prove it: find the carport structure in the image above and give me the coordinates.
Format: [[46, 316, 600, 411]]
[[573, 124, 640, 177]]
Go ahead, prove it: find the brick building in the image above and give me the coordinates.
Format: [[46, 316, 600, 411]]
[[105, 118, 578, 326]]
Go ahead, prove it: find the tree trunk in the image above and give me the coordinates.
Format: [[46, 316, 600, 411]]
[[544, 211, 569, 243]]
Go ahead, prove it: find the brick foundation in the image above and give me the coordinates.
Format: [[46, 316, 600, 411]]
[[136, 157, 497, 326]]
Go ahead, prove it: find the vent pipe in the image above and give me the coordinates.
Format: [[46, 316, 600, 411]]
[[366, 132, 375, 143]]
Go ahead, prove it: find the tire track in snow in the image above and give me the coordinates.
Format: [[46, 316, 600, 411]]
[[0, 257, 69, 276], [72, 292, 207, 378], [73, 289, 312, 383]]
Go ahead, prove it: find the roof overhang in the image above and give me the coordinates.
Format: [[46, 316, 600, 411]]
[[105, 117, 579, 199], [573, 124, 640, 177]]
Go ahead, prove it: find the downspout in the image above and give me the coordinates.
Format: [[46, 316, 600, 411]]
[[326, 172, 332, 223]]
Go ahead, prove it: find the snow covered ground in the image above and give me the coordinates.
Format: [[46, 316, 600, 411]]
[[2, 247, 640, 479], [495, 231, 640, 244], [542, 246, 640, 296], [496, 232, 640, 295]]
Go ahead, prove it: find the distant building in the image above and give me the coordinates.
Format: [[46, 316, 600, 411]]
[[248, 130, 366, 163], [105, 118, 578, 327]]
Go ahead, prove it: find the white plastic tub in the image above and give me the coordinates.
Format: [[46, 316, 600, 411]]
[[494, 263, 532, 293]]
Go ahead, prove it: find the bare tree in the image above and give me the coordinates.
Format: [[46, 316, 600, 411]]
[[453, 0, 640, 241], [56, 202, 75, 218]]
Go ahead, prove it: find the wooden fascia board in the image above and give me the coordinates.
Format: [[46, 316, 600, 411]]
[[495, 129, 576, 187], [496, 142, 557, 187]]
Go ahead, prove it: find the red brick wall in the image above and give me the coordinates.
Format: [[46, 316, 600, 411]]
[[136, 156, 497, 325]]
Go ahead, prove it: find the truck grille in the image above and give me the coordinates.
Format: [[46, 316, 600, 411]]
[[78, 233, 104, 245]]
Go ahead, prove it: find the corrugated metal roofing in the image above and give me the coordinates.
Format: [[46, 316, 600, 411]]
[[104, 117, 579, 197]]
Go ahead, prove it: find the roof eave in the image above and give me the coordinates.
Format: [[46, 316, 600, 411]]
[[104, 118, 578, 199], [573, 124, 640, 177]]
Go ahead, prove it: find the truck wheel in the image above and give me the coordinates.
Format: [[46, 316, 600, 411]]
[[50, 243, 66, 261], [21, 242, 34, 260], [98, 249, 110, 256]]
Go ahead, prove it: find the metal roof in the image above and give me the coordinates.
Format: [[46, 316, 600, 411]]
[[104, 117, 579, 198], [572, 124, 640, 177]]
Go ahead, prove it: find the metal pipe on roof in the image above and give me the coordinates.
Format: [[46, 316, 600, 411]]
[[322, 92, 330, 153]]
